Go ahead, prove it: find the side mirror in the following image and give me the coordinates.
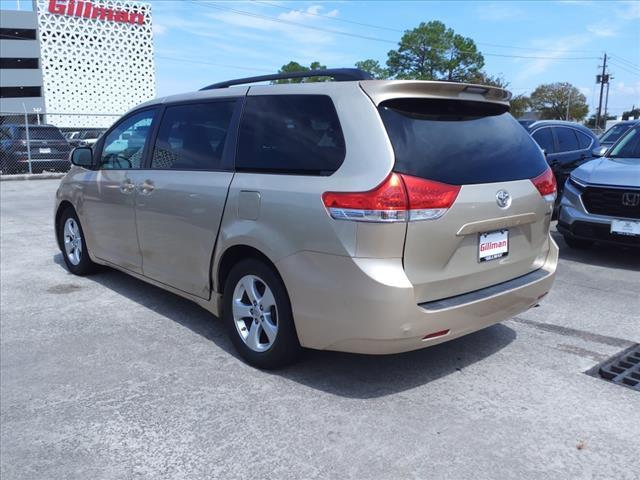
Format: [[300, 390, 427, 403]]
[[70, 147, 94, 168], [592, 146, 607, 157]]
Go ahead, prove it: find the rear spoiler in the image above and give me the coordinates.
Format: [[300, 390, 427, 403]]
[[359, 80, 512, 107]]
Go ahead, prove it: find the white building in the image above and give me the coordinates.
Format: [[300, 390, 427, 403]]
[[35, 0, 156, 127]]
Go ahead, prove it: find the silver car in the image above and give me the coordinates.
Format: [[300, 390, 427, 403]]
[[55, 69, 558, 368], [558, 124, 640, 248]]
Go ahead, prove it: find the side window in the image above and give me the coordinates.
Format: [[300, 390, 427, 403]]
[[100, 109, 156, 169], [532, 128, 555, 153], [237, 95, 346, 175], [576, 131, 593, 149], [555, 127, 579, 153], [152, 101, 235, 170]]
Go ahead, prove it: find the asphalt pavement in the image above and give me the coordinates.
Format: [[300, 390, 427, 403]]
[[1, 179, 638, 480]]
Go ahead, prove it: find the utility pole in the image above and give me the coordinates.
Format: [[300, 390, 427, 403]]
[[595, 53, 609, 132], [604, 80, 611, 123], [566, 87, 572, 121]]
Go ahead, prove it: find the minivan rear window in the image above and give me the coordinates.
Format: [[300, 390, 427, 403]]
[[379, 98, 548, 185]]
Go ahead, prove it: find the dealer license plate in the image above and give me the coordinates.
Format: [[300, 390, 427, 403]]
[[611, 219, 640, 236], [479, 230, 509, 262], [39, 148, 51, 154]]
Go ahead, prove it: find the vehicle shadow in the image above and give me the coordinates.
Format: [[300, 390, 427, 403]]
[[54, 254, 517, 399], [551, 231, 640, 271]]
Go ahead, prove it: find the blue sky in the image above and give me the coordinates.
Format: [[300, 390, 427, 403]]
[[149, 0, 640, 117]]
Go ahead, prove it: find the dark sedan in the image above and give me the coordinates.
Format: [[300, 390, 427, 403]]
[[0, 124, 72, 174], [526, 121, 600, 198]]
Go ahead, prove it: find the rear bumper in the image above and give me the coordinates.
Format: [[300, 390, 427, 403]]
[[277, 238, 558, 354]]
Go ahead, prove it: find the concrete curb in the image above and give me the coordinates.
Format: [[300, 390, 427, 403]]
[[1, 173, 65, 182]]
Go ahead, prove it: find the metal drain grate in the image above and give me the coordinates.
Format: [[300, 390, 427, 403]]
[[589, 344, 640, 391]]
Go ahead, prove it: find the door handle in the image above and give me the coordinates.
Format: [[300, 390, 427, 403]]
[[138, 180, 155, 195], [120, 179, 135, 194]]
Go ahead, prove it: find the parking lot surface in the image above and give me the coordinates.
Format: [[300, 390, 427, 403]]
[[1, 179, 639, 480]]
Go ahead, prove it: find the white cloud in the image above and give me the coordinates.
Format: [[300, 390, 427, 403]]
[[586, 23, 618, 37], [514, 34, 593, 81], [615, 81, 640, 96], [614, 0, 640, 20], [476, 3, 524, 21], [153, 23, 167, 36]]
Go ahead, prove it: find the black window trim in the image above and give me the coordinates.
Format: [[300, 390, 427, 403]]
[[552, 126, 591, 153], [234, 93, 346, 177], [94, 107, 160, 171], [531, 126, 557, 154], [144, 97, 243, 172]]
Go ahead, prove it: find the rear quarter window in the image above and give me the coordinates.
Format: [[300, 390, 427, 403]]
[[555, 127, 579, 152], [379, 98, 548, 185], [236, 95, 345, 175]]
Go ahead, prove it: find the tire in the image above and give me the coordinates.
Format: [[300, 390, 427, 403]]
[[57, 207, 98, 275], [223, 258, 301, 369], [563, 234, 594, 249]]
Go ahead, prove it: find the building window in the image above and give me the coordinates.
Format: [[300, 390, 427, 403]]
[[0, 28, 37, 40], [0, 86, 42, 98], [0, 58, 39, 69]]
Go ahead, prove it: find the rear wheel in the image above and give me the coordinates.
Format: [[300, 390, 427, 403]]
[[58, 208, 97, 275], [563, 235, 594, 249], [223, 258, 301, 369]]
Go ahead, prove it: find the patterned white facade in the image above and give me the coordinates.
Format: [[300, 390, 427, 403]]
[[36, 0, 155, 127]]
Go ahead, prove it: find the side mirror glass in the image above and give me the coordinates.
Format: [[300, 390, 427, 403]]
[[592, 146, 607, 157], [70, 147, 94, 168]]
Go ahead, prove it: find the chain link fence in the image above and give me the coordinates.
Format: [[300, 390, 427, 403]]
[[0, 112, 120, 175]]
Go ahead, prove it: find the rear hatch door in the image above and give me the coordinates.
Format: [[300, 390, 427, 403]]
[[376, 95, 554, 303]]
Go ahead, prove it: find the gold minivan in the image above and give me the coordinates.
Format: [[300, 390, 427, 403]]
[[55, 69, 558, 368]]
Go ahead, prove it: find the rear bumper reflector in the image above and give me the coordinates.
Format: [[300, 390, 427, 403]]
[[422, 329, 450, 340]]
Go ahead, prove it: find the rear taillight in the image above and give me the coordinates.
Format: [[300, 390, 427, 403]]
[[322, 173, 460, 223], [531, 167, 557, 202]]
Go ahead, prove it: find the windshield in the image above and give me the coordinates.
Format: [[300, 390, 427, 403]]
[[600, 123, 632, 144], [17, 127, 65, 141], [379, 98, 548, 185], [608, 127, 640, 159]]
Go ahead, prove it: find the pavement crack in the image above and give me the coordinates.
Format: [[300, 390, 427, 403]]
[[511, 317, 634, 348]]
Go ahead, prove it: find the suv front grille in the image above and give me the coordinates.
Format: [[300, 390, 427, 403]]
[[582, 187, 640, 219]]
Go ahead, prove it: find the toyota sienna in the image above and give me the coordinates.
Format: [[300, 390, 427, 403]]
[[55, 69, 558, 368]]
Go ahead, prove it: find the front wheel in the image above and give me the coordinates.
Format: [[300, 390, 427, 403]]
[[57, 208, 97, 275], [223, 258, 301, 369]]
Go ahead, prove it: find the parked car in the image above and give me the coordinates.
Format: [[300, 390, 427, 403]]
[[54, 69, 558, 368], [68, 128, 105, 147], [0, 124, 72, 174], [526, 121, 600, 199], [598, 120, 639, 149], [558, 123, 640, 248]]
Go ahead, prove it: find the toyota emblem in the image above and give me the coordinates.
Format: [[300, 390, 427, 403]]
[[496, 190, 511, 209]]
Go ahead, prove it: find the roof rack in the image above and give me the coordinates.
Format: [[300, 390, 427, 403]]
[[200, 68, 373, 90]]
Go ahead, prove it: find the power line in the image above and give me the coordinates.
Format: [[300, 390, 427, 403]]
[[608, 53, 640, 70], [191, 1, 601, 61], [156, 55, 273, 73], [608, 59, 640, 76], [252, 0, 606, 55], [251, 0, 403, 33]]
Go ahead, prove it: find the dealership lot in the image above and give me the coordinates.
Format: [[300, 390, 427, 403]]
[[1, 179, 638, 480]]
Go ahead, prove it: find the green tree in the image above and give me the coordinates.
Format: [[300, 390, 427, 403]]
[[529, 82, 589, 121], [468, 71, 509, 88], [273, 61, 328, 83], [622, 107, 639, 120], [585, 113, 616, 128], [510, 94, 530, 119], [385, 21, 484, 81], [354, 59, 388, 79]]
